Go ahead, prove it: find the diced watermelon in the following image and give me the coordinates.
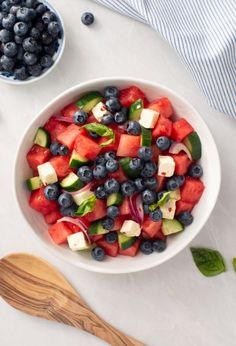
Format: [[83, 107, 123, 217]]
[[61, 103, 79, 118], [84, 199, 107, 222], [156, 175, 166, 191], [119, 238, 140, 257], [100, 131, 121, 153], [111, 216, 124, 231], [171, 153, 191, 175], [74, 134, 101, 160], [90, 234, 104, 243], [117, 134, 140, 157], [48, 222, 73, 244], [148, 97, 173, 118], [119, 198, 130, 215], [97, 239, 119, 257], [142, 218, 165, 240], [87, 115, 98, 123], [109, 167, 127, 182], [151, 144, 161, 162], [171, 118, 194, 142], [152, 115, 173, 139], [119, 86, 147, 108], [44, 117, 67, 141], [44, 210, 62, 224], [50, 155, 71, 178], [29, 187, 58, 215], [56, 124, 81, 150], [176, 200, 194, 215], [180, 177, 205, 204], [26, 144, 51, 171]]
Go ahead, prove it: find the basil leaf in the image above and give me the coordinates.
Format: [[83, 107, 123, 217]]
[[82, 123, 115, 147], [232, 258, 236, 272], [190, 247, 226, 277], [75, 195, 96, 217], [149, 192, 171, 212]]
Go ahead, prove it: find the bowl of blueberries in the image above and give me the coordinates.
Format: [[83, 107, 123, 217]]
[[0, 0, 65, 83]]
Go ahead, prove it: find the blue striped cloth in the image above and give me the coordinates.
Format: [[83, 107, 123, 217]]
[[94, 0, 236, 118]]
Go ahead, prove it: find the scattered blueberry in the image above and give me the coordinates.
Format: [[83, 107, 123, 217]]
[[50, 141, 60, 155], [104, 151, 116, 161], [77, 166, 93, 183], [153, 239, 166, 252], [107, 205, 119, 219], [91, 246, 105, 261], [156, 136, 171, 151], [44, 183, 60, 200], [106, 159, 118, 173], [57, 144, 69, 156], [3, 41, 17, 57], [129, 158, 143, 171], [177, 211, 193, 226], [145, 177, 158, 191], [138, 146, 153, 161], [106, 97, 121, 113], [81, 12, 94, 26], [142, 189, 156, 205], [2, 14, 16, 30], [73, 110, 88, 125], [23, 51, 37, 65], [150, 208, 163, 222], [60, 203, 77, 217], [121, 180, 136, 196], [101, 113, 114, 125], [13, 21, 28, 36], [134, 177, 145, 192], [126, 120, 141, 135], [140, 240, 153, 255], [104, 86, 119, 99], [141, 161, 157, 178], [104, 178, 120, 194], [94, 185, 107, 200], [58, 192, 73, 208], [102, 217, 114, 230], [188, 163, 203, 178], [114, 107, 128, 124], [105, 231, 118, 244], [93, 165, 107, 180]]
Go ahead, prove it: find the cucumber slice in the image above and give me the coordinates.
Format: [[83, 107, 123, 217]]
[[183, 132, 202, 160], [34, 127, 51, 148], [69, 150, 89, 169], [129, 99, 143, 120], [89, 221, 109, 235], [119, 157, 141, 179], [118, 233, 136, 250], [162, 219, 184, 236], [107, 192, 123, 207], [26, 176, 43, 191], [60, 172, 84, 192], [140, 127, 152, 146], [76, 91, 103, 113], [169, 189, 181, 201]]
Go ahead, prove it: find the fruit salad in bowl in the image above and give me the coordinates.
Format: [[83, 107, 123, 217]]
[[15, 78, 220, 273]]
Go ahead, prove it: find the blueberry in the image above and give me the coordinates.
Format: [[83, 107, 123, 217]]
[[16, 46, 24, 61], [101, 113, 114, 125], [9, 0, 21, 4], [114, 107, 128, 124], [129, 158, 143, 171], [25, 0, 38, 8], [58, 144, 69, 156], [35, 18, 45, 32], [23, 51, 37, 65], [156, 136, 171, 151], [106, 97, 121, 113], [14, 66, 28, 80], [44, 183, 60, 200], [22, 37, 38, 52], [40, 54, 53, 68], [150, 208, 162, 221], [91, 246, 105, 261], [126, 121, 141, 135], [58, 192, 73, 208], [101, 217, 114, 230], [106, 159, 118, 173], [89, 131, 100, 139], [153, 239, 166, 252], [121, 180, 136, 196], [42, 10, 55, 23], [0, 55, 15, 71], [104, 151, 116, 161], [140, 240, 153, 255], [30, 27, 40, 39], [10, 5, 20, 14], [13, 22, 28, 36], [28, 63, 42, 76], [105, 231, 118, 244], [134, 177, 145, 192], [142, 189, 156, 205], [107, 206, 119, 219], [3, 41, 17, 57], [166, 177, 179, 191], [177, 211, 193, 226], [95, 154, 106, 166], [94, 185, 107, 200], [60, 203, 77, 217], [81, 12, 94, 26], [141, 161, 157, 178], [145, 177, 158, 190], [41, 31, 53, 45], [77, 166, 93, 183], [157, 190, 167, 200], [48, 21, 61, 36], [73, 110, 88, 125], [104, 178, 120, 194], [143, 203, 150, 215], [188, 163, 203, 178], [43, 41, 58, 56], [104, 86, 119, 99], [93, 165, 107, 180], [1, 1, 11, 12], [36, 3, 47, 15], [50, 141, 60, 155], [138, 146, 153, 161], [175, 175, 185, 187], [2, 14, 16, 30], [16, 7, 32, 22], [0, 29, 13, 43], [14, 35, 23, 44]]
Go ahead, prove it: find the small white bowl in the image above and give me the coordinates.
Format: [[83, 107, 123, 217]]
[[14, 77, 221, 274], [0, 0, 65, 85]]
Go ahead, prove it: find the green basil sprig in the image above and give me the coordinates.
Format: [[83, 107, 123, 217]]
[[82, 123, 115, 147], [190, 247, 226, 277], [75, 195, 96, 217], [149, 192, 171, 212]]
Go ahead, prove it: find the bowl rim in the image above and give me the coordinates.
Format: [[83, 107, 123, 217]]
[[0, 0, 66, 85], [13, 77, 221, 274]]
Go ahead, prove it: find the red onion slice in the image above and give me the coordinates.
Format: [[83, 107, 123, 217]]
[[53, 115, 74, 123], [66, 182, 94, 196], [128, 195, 140, 224], [169, 142, 192, 160], [57, 217, 91, 244], [135, 194, 144, 224]]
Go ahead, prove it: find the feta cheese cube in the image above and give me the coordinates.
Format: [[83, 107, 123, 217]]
[[120, 220, 141, 237], [37, 162, 58, 185], [73, 190, 94, 206], [139, 108, 159, 128], [158, 155, 175, 177], [160, 198, 176, 220], [67, 232, 90, 251], [92, 101, 110, 122]]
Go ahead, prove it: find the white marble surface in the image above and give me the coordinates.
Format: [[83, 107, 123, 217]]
[[0, 1, 236, 345]]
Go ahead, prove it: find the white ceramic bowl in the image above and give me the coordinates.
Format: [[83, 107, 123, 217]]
[[0, 0, 65, 85], [14, 77, 221, 274]]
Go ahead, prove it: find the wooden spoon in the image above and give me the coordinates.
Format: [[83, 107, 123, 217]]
[[0, 253, 144, 346]]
